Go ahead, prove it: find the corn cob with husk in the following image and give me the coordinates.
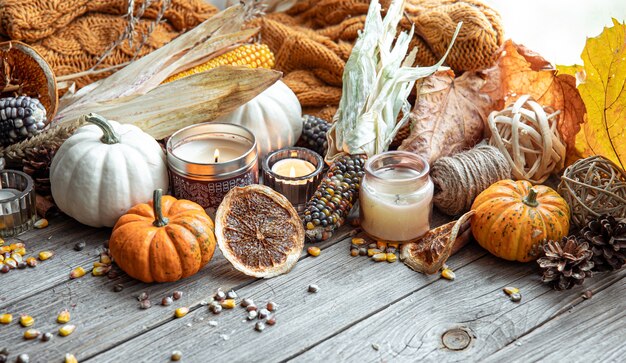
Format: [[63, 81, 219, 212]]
[[303, 0, 461, 241], [164, 43, 275, 83]]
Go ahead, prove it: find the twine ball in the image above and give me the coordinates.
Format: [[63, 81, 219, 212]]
[[558, 155, 626, 228], [487, 95, 566, 184]]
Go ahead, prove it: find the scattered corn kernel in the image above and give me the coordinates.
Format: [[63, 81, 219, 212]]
[[220, 299, 236, 309], [307, 246, 321, 257], [99, 253, 112, 265], [372, 253, 387, 262], [350, 248, 359, 257], [503, 287, 520, 296], [4, 258, 16, 269], [13, 247, 26, 256], [11, 253, 22, 264], [367, 248, 382, 257], [25, 257, 37, 267], [23, 329, 40, 340], [10, 242, 24, 250], [57, 310, 71, 324], [386, 253, 398, 263], [0, 238, 3, 246], [441, 268, 456, 280], [70, 266, 86, 279], [38, 251, 54, 260], [0, 313, 12, 324], [92, 266, 111, 276], [351, 237, 366, 246], [0, 254, 3, 263], [171, 350, 183, 361], [0, 246, 11, 253], [175, 307, 189, 318], [34, 218, 48, 229], [388, 242, 399, 249], [64, 353, 78, 363], [376, 241, 388, 250], [59, 324, 76, 337], [20, 315, 34, 327]]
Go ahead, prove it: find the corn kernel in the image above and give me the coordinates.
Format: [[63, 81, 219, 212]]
[[10, 242, 25, 250], [307, 246, 321, 257], [34, 218, 48, 229], [65, 353, 78, 363], [99, 253, 112, 265], [57, 309, 71, 324], [376, 241, 388, 250], [0, 313, 12, 324], [25, 257, 37, 267], [441, 268, 456, 280], [367, 248, 381, 257], [351, 237, 366, 245], [59, 324, 76, 337], [175, 307, 189, 318], [20, 315, 34, 327], [388, 242, 400, 249], [39, 251, 54, 260], [92, 266, 111, 276], [13, 247, 26, 256], [70, 266, 86, 279], [220, 299, 236, 309], [24, 328, 40, 340], [0, 255, 3, 263], [372, 253, 387, 262], [386, 253, 398, 263], [11, 252, 23, 264], [0, 246, 11, 253], [0, 238, 4, 246], [503, 287, 520, 296]]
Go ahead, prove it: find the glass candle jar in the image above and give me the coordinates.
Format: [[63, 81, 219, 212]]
[[0, 170, 37, 237], [359, 151, 434, 243]]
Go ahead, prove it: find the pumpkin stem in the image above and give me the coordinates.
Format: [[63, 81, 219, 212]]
[[84, 113, 121, 144], [152, 189, 169, 227], [523, 188, 539, 207]]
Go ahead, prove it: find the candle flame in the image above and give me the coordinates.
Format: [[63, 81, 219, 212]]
[[289, 166, 296, 178], [214, 149, 220, 163]]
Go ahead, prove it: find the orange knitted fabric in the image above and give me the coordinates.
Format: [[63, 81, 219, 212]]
[[0, 0, 216, 88], [253, 0, 503, 119]]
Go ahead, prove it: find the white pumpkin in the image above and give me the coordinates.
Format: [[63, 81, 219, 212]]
[[214, 80, 302, 160], [50, 113, 169, 227]]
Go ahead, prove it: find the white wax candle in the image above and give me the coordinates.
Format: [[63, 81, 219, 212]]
[[360, 167, 433, 242], [271, 158, 316, 178], [173, 137, 249, 164]]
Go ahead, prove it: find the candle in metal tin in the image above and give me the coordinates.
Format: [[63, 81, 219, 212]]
[[0, 170, 37, 237], [262, 147, 324, 213], [167, 123, 258, 216]]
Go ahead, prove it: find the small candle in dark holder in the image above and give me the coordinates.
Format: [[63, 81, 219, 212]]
[[262, 147, 324, 213], [0, 170, 37, 237]]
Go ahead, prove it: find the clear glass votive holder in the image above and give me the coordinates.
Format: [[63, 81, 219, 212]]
[[262, 147, 324, 213], [0, 170, 36, 237]]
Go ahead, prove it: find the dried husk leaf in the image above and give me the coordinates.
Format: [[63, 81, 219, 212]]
[[399, 70, 492, 164], [401, 211, 474, 274]]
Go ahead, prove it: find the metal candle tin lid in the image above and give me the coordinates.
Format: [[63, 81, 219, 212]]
[[166, 123, 258, 179]]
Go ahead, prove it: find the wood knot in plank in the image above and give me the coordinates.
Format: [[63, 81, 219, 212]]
[[442, 328, 472, 350]]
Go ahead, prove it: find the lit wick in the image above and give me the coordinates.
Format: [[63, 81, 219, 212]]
[[214, 149, 220, 163], [289, 166, 296, 178]]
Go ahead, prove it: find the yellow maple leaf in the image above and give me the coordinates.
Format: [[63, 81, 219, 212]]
[[574, 19, 626, 170]]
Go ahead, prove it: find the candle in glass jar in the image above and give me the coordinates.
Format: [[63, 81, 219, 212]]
[[172, 137, 250, 164], [359, 152, 433, 243], [271, 158, 316, 184], [0, 188, 20, 201]]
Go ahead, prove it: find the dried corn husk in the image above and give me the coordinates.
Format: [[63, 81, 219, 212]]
[[326, 0, 462, 162], [52, 4, 277, 138]]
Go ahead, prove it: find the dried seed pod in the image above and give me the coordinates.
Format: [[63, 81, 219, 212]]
[[358, 247, 367, 256], [41, 332, 53, 342], [240, 298, 253, 307], [59, 324, 76, 337], [255, 321, 265, 332], [20, 315, 34, 327], [162, 297, 173, 306], [137, 292, 149, 301], [258, 308, 270, 319], [266, 302, 278, 312], [220, 299, 236, 309], [0, 313, 12, 324], [266, 315, 276, 326], [308, 284, 320, 293], [0, 264, 9, 273], [73, 241, 86, 251], [503, 287, 520, 296], [441, 268, 456, 280], [17, 353, 29, 363], [307, 247, 321, 257], [386, 253, 398, 263], [64, 354, 78, 363], [34, 219, 48, 229], [226, 290, 238, 299], [171, 350, 183, 361], [368, 249, 382, 257], [372, 253, 387, 262], [510, 293, 522, 302], [139, 300, 152, 310], [69, 266, 86, 279], [25, 257, 37, 267], [23, 329, 40, 340], [175, 307, 189, 318], [172, 291, 183, 300], [247, 310, 258, 320], [57, 309, 71, 324], [246, 304, 258, 312], [113, 284, 123, 293], [38, 251, 54, 260], [351, 237, 366, 245], [92, 265, 111, 276]]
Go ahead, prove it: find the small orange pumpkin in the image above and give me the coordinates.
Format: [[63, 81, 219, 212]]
[[471, 179, 570, 262], [109, 189, 216, 283]]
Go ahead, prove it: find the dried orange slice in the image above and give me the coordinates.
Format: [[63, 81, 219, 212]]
[[0, 41, 58, 120], [400, 211, 474, 274], [215, 185, 304, 278]]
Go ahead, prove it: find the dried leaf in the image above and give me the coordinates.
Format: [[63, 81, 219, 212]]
[[398, 70, 491, 163], [483, 40, 586, 155], [571, 19, 626, 170]]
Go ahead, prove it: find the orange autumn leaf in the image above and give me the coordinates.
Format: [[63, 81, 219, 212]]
[[399, 70, 492, 164], [573, 19, 626, 170], [482, 40, 586, 155]]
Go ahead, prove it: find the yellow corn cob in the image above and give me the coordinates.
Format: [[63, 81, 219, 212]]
[[164, 43, 275, 83]]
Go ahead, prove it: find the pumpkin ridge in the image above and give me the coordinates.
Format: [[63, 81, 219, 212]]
[[149, 227, 183, 282], [163, 223, 202, 279], [54, 141, 99, 221], [170, 218, 216, 266]]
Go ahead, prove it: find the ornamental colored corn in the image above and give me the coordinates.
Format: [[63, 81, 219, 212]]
[[57, 309, 71, 324], [20, 314, 34, 327], [70, 267, 86, 279], [164, 44, 275, 83], [0, 313, 12, 324], [59, 324, 76, 337], [65, 354, 78, 363]]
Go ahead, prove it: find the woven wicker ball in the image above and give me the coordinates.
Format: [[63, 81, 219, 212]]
[[558, 155, 626, 228], [487, 95, 566, 184]]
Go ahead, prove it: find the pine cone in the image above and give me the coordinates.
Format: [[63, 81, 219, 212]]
[[22, 146, 56, 196], [580, 215, 626, 272], [537, 236, 594, 290]]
